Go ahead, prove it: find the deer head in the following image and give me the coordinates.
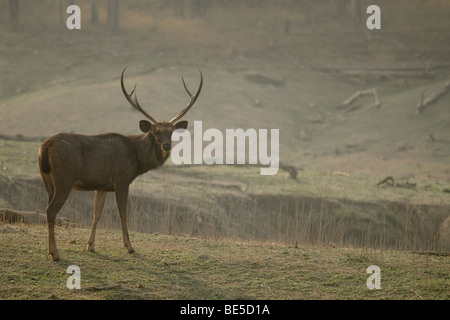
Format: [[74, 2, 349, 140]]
[[120, 66, 203, 153]]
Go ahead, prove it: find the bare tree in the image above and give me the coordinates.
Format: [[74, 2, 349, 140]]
[[107, 0, 120, 34], [91, 0, 99, 25], [336, 0, 347, 17], [350, 0, 362, 28]]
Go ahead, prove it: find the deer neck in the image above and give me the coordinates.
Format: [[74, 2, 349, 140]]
[[133, 134, 169, 175]]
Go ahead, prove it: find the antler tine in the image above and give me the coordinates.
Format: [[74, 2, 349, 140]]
[[121, 66, 158, 124], [169, 68, 203, 124], [181, 77, 192, 96]]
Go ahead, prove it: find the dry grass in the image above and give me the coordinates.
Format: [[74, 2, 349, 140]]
[[0, 222, 448, 300]]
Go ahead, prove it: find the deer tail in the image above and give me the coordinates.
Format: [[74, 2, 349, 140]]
[[39, 143, 51, 174]]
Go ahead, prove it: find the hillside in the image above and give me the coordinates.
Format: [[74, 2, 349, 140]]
[[1, 1, 450, 180], [2, 64, 450, 181]]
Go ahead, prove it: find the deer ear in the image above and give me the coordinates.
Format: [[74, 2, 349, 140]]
[[174, 121, 188, 130], [139, 120, 152, 133]]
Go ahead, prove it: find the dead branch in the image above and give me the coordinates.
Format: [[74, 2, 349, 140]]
[[412, 251, 449, 257], [376, 176, 417, 190], [335, 69, 437, 79], [337, 88, 380, 112], [244, 74, 285, 87], [0, 208, 77, 227], [318, 61, 442, 73], [377, 176, 395, 186], [429, 133, 450, 144], [417, 82, 450, 114], [85, 284, 121, 291], [173, 162, 301, 180], [279, 163, 299, 180], [317, 62, 440, 84], [410, 289, 424, 300]]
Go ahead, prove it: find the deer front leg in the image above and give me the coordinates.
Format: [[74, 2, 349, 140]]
[[114, 183, 135, 254], [86, 190, 107, 253]]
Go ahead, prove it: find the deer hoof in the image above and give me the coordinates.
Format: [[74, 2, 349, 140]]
[[50, 252, 60, 261]]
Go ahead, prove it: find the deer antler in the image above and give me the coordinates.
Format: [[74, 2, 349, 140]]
[[121, 66, 159, 124], [169, 68, 203, 124]]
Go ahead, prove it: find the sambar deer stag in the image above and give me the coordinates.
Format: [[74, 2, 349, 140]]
[[38, 66, 203, 261]]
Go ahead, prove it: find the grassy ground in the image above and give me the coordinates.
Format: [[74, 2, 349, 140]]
[[0, 223, 448, 300]]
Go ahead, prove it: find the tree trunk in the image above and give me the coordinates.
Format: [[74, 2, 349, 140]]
[[303, 0, 311, 25], [350, 0, 362, 28], [9, 0, 19, 31], [58, 0, 74, 28], [91, 0, 99, 24], [107, 0, 120, 34], [337, 0, 346, 17]]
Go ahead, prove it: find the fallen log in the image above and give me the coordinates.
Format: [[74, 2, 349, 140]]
[[318, 61, 445, 72], [337, 88, 380, 111], [173, 162, 301, 179], [412, 251, 449, 257], [0, 208, 77, 227], [417, 82, 450, 114], [334, 69, 437, 79], [429, 133, 450, 144], [279, 163, 299, 180], [376, 176, 417, 190]]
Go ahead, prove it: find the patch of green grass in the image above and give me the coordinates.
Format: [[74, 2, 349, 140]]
[[0, 139, 41, 180], [145, 162, 450, 207]]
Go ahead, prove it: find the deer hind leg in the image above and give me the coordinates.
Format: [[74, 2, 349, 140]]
[[86, 190, 107, 253], [41, 174, 54, 204], [114, 183, 135, 254], [46, 185, 72, 261]]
